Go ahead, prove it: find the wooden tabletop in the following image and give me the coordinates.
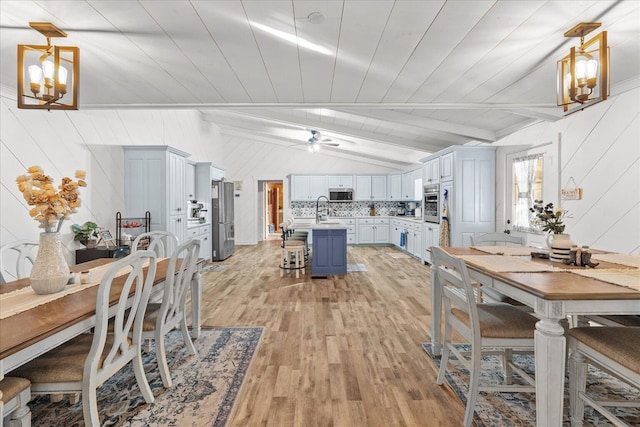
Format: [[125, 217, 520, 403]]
[[442, 247, 640, 302], [0, 258, 172, 360]]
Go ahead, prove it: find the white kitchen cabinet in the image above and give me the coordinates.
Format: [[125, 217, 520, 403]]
[[440, 152, 454, 181], [124, 146, 190, 245], [342, 218, 357, 245], [401, 169, 422, 201], [356, 218, 389, 244], [355, 175, 387, 201], [423, 223, 440, 264], [327, 175, 354, 188], [388, 174, 402, 201], [371, 176, 387, 200], [404, 222, 422, 258], [187, 224, 211, 260], [390, 219, 403, 246], [290, 175, 328, 201], [186, 162, 196, 201], [423, 147, 495, 247], [424, 158, 440, 184]]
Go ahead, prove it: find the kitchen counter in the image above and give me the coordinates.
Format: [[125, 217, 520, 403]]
[[292, 220, 349, 230]]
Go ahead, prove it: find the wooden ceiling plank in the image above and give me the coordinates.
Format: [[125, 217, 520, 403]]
[[330, 0, 394, 102], [382, 0, 495, 103]]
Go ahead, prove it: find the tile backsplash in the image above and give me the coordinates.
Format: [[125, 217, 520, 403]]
[[291, 201, 421, 217]]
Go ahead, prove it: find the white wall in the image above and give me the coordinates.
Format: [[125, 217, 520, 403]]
[[1, 94, 402, 259], [211, 133, 401, 245], [493, 87, 640, 255], [1, 95, 221, 265]]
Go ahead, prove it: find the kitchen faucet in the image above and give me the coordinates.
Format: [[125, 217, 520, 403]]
[[316, 195, 330, 224]]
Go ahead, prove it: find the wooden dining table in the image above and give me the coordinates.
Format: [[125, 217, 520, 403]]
[[0, 257, 204, 375], [431, 246, 640, 427]]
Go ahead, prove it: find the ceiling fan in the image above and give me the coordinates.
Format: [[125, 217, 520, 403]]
[[306, 130, 339, 152]]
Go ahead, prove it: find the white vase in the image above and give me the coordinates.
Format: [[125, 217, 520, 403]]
[[29, 231, 69, 294], [546, 233, 573, 263]]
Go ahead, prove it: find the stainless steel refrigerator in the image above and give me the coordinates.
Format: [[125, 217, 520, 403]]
[[211, 180, 235, 261]]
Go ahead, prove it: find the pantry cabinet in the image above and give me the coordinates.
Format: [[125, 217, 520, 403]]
[[124, 146, 190, 245], [421, 146, 495, 248]]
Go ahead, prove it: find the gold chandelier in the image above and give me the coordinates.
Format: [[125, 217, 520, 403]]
[[557, 22, 609, 115], [17, 22, 79, 110]]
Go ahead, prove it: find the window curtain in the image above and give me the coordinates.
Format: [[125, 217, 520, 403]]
[[513, 154, 541, 230]]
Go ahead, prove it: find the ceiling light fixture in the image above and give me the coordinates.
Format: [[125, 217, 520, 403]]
[[17, 22, 79, 110], [557, 22, 608, 115]]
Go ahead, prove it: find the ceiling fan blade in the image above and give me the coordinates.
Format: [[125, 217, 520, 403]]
[[319, 142, 340, 147]]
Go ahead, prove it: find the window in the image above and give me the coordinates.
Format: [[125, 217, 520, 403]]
[[512, 154, 543, 232]]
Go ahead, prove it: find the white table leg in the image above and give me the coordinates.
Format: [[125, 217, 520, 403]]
[[430, 269, 441, 356], [191, 270, 202, 339], [534, 316, 566, 427]]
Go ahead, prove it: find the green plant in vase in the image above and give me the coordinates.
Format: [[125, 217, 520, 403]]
[[72, 221, 100, 247]]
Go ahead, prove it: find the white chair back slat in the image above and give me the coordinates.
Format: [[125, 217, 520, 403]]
[[132, 231, 179, 258], [471, 232, 524, 246], [0, 241, 38, 283]]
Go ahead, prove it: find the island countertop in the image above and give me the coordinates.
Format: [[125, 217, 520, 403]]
[[291, 220, 348, 230]]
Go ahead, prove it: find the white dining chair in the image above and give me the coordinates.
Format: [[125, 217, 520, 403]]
[[11, 250, 158, 426], [141, 238, 200, 388], [0, 376, 31, 427], [568, 326, 640, 426], [470, 232, 525, 304], [132, 231, 179, 257], [0, 240, 38, 283], [432, 247, 538, 427], [470, 232, 524, 246]]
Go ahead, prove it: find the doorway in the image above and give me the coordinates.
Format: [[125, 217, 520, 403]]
[[261, 181, 283, 240]]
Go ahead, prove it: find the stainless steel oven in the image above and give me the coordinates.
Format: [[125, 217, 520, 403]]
[[424, 184, 440, 223]]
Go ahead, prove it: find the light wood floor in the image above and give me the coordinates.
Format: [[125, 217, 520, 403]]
[[198, 241, 466, 426]]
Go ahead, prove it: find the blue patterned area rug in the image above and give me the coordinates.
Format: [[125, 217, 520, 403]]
[[422, 343, 640, 427], [29, 327, 263, 426]]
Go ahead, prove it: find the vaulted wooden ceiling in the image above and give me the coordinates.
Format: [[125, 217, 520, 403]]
[[1, 1, 638, 168]]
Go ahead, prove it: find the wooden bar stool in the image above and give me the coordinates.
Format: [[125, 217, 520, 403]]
[[280, 238, 306, 279]]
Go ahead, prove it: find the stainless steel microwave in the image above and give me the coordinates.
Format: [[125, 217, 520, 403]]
[[329, 188, 354, 202]]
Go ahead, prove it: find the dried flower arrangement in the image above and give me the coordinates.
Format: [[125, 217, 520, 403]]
[[16, 165, 87, 232]]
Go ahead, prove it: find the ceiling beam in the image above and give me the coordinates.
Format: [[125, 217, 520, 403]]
[[207, 109, 448, 154], [332, 108, 496, 142], [216, 126, 414, 169]]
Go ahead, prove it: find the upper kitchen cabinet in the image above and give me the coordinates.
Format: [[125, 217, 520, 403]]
[[186, 162, 196, 201], [388, 174, 402, 201], [401, 169, 422, 201], [195, 162, 226, 202], [424, 158, 440, 184], [327, 175, 354, 189], [355, 175, 387, 201], [290, 175, 328, 201], [124, 146, 190, 243], [440, 152, 454, 181]]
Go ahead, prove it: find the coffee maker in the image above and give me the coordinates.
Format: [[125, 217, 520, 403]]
[[406, 202, 416, 216]]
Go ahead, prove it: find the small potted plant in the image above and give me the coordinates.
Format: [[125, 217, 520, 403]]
[[72, 221, 100, 248]]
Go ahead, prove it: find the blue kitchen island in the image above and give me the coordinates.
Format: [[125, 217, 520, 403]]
[[311, 227, 347, 276], [290, 220, 348, 276]]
